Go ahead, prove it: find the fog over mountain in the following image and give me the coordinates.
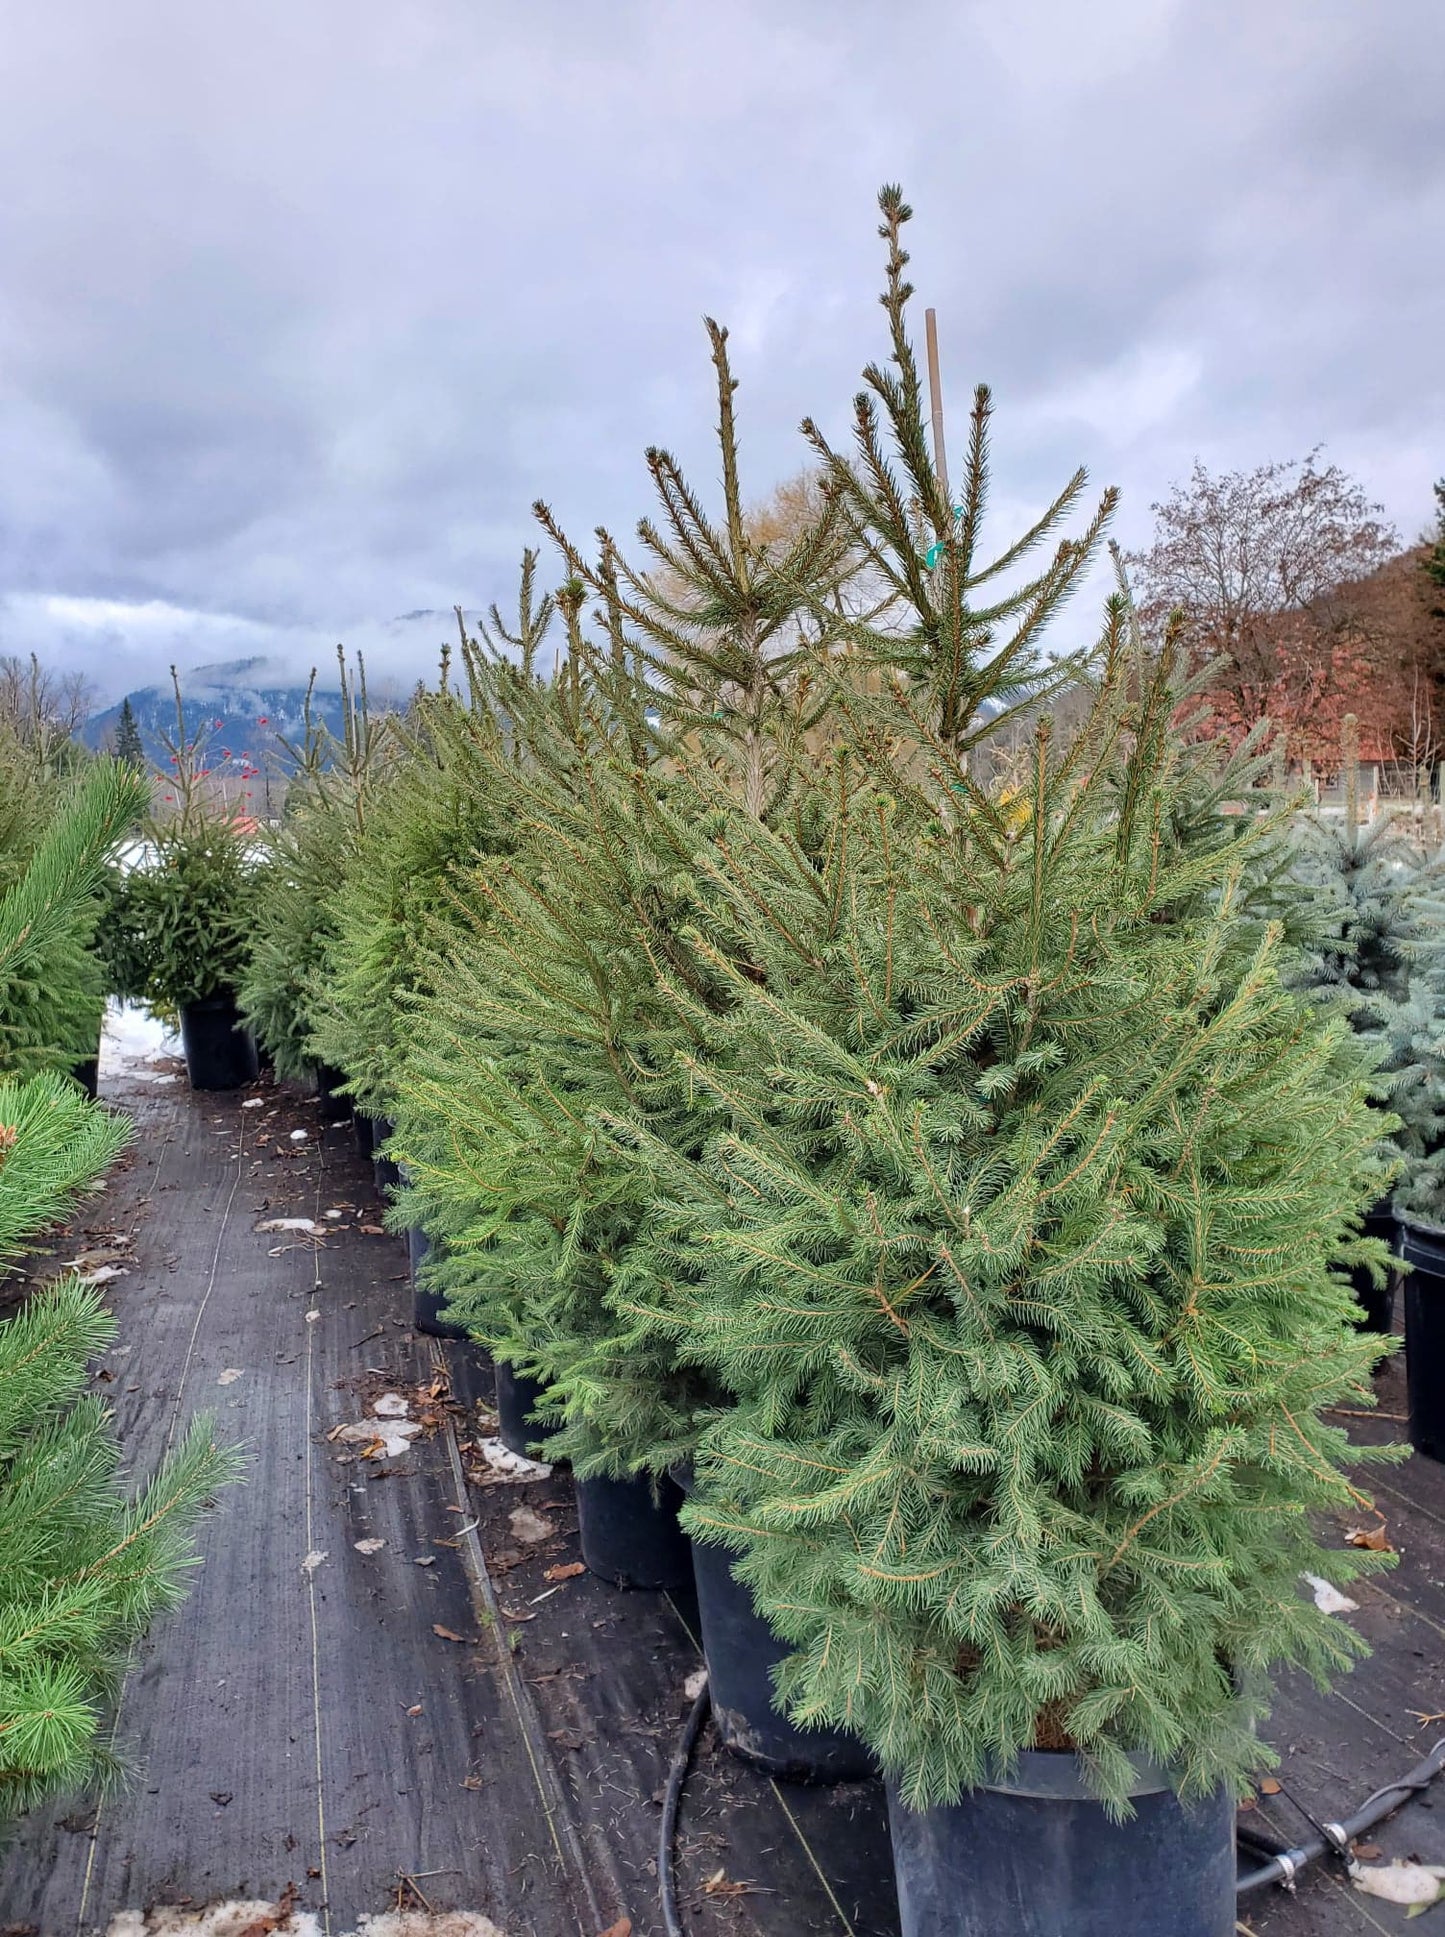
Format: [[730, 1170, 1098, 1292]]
[[1, 1, 1440, 699]]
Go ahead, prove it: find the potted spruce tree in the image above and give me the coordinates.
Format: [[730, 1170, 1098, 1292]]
[[305, 622, 531, 1221], [1378, 900, 1445, 1458], [392, 188, 1128, 1767], [450, 191, 1395, 1928], [238, 652, 393, 1151], [619, 631, 1397, 1935], [107, 673, 260, 1090], [388, 288, 885, 1596], [1287, 717, 1444, 1333]]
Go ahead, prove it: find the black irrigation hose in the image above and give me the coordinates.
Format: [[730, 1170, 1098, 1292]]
[[657, 1683, 1445, 1918], [1237, 1737, 1445, 1896], [659, 1678, 713, 1937]]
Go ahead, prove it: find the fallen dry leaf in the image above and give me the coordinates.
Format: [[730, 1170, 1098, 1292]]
[[432, 1624, 466, 1643], [354, 1537, 386, 1555], [544, 1561, 586, 1583], [597, 1919, 632, 1936], [234, 1881, 298, 1937], [359, 1223, 385, 1236], [406, 1703, 423, 1717], [1355, 1842, 1382, 1860], [1346, 1524, 1393, 1552], [217, 1368, 245, 1386], [1259, 1777, 1282, 1795], [702, 1869, 755, 1900]]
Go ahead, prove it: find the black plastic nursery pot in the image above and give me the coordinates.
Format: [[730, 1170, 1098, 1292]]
[[1401, 1217, 1445, 1461], [373, 1117, 401, 1195], [674, 1466, 873, 1783], [71, 1056, 99, 1099], [180, 995, 259, 1091], [1350, 1196, 1399, 1334], [409, 1226, 468, 1341], [314, 1063, 352, 1122], [575, 1472, 693, 1591], [885, 1757, 1236, 1937], [354, 1111, 381, 1159], [494, 1360, 548, 1459]]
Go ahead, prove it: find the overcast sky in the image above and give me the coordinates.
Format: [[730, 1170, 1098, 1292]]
[[1, 0, 1440, 703]]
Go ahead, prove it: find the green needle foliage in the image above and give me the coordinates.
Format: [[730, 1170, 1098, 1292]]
[[1289, 715, 1445, 1226], [307, 596, 555, 1115], [390, 185, 1127, 1480], [272, 183, 1396, 1814], [0, 782, 238, 1827], [112, 698, 145, 770], [0, 759, 148, 1079], [604, 638, 1396, 1811], [241, 655, 393, 1079], [101, 673, 257, 1012]]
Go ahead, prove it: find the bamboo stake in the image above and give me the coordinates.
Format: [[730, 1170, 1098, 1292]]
[[924, 307, 950, 504]]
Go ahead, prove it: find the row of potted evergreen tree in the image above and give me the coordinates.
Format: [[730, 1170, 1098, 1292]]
[[100, 190, 1436, 1934]]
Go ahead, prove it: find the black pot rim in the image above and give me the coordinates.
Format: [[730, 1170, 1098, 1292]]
[[181, 991, 238, 1015], [1399, 1217, 1445, 1266], [887, 1749, 1179, 1805]]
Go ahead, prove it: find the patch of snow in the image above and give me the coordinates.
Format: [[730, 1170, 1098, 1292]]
[[105, 1909, 506, 1937], [1304, 1573, 1359, 1614], [100, 999, 180, 1080], [1351, 1857, 1445, 1905], [475, 1438, 552, 1482]]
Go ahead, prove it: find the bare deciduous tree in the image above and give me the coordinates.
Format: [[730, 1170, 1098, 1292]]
[[1126, 451, 1398, 737], [0, 653, 95, 743]]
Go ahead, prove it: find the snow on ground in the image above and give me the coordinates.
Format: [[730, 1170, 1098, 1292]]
[[100, 998, 180, 1082], [105, 1908, 507, 1936]]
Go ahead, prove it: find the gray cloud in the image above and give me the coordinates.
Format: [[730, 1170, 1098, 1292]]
[[0, 0, 1440, 699]]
